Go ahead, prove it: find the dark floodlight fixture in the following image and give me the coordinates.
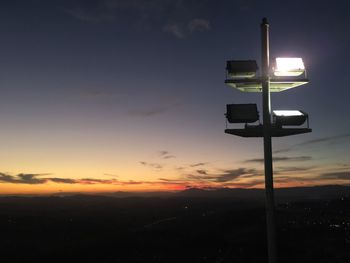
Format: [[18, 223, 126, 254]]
[[226, 104, 259, 123], [273, 110, 308, 126], [226, 60, 258, 79], [273, 58, 305, 77]]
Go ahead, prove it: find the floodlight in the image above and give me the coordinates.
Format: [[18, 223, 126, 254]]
[[226, 60, 258, 78], [273, 110, 308, 126], [226, 104, 259, 123], [273, 58, 305, 77]]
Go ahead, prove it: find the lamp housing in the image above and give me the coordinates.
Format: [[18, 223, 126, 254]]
[[226, 60, 258, 79], [273, 58, 305, 77], [273, 110, 308, 126], [226, 104, 259, 123]]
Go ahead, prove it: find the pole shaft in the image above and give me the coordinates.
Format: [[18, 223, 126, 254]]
[[261, 18, 277, 263]]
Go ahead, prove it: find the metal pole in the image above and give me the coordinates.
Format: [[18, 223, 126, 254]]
[[261, 17, 277, 263]]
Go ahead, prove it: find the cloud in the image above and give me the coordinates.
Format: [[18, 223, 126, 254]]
[[0, 173, 51, 184], [302, 133, 350, 146], [111, 166, 350, 187], [78, 178, 113, 184], [0, 172, 177, 187], [245, 156, 312, 163], [103, 0, 177, 11], [320, 171, 350, 180], [187, 168, 258, 183], [0, 173, 119, 185], [0, 172, 121, 185], [128, 106, 169, 117], [157, 178, 190, 185], [128, 102, 181, 117], [163, 23, 185, 38], [188, 19, 211, 33], [271, 168, 350, 185], [49, 178, 77, 184], [104, 173, 119, 178], [189, 162, 208, 167], [0, 172, 213, 189], [214, 168, 258, 182], [64, 7, 114, 23], [80, 89, 119, 99], [159, 151, 169, 156], [158, 150, 176, 159], [163, 155, 176, 159], [103, 0, 146, 9], [222, 179, 265, 188], [274, 133, 350, 154], [274, 166, 315, 174], [163, 18, 211, 38], [64, 0, 177, 23], [63, 1, 143, 24], [139, 161, 163, 169], [64, 1, 211, 38]]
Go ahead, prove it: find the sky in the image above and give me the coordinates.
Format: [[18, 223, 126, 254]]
[[0, 0, 350, 194]]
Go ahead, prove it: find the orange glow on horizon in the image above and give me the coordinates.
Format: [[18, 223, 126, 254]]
[[1, 178, 347, 195]]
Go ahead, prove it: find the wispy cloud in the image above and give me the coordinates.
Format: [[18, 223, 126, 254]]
[[103, 0, 180, 11], [222, 179, 265, 188], [320, 171, 350, 180], [163, 23, 185, 38], [302, 133, 350, 146], [163, 18, 211, 38], [128, 106, 171, 117], [159, 150, 169, 156], [274, 133, 350, 154], [159, 150, 176, 159], [64, 0, 211, 38], [187, 168, 258, 183], [128, 102, 182, 117], [213, 168, 258, 182], [189, 162, 208, 167], [0, 173, 52, 184], [245, 156, 312, 163], [196, 169, 208, 175], [275, 166, 315, 173], [0, 173, 119, 185], [103, 173, 119, 178], [139, 161, 163, 169], [49, 178, 77, 184], [188, 19, 211, 33], [0, 172, 163, 186], [163, 155, 176, 159], [79, 88, 120, 100], [64, 7, 114, 23]]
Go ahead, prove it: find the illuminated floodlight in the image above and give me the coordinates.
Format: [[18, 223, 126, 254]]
[[273, 110, 307, 126], [273, 58, 305, 77], [273, 110, 303, 116], [226, 104, 259, 123], [226, 60, 258, 78]]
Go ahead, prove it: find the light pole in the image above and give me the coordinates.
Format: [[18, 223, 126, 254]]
[[261, 17, 277, 263], [224, 18, 311, 263]]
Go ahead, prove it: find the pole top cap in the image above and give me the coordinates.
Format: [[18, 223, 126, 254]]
[[262, 17, 269, 25]]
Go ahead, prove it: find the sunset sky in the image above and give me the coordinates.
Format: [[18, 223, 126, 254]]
[[1, 0, 350, 194]]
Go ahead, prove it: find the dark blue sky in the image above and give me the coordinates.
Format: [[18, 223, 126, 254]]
[[0, 0, 350, 193]]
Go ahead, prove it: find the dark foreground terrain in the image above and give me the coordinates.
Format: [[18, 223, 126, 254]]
[[0, 186, 349, 263]]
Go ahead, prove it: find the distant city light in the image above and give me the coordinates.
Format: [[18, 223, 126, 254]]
[[273, 58, 305, 76]]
